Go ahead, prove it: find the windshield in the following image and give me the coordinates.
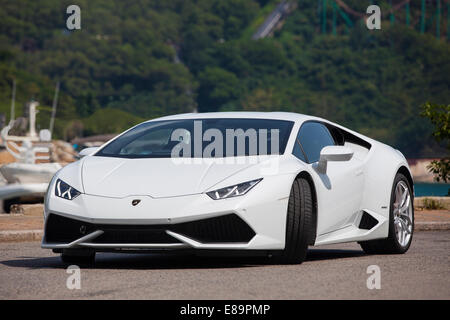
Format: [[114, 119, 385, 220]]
[[96, 118, 294, 158]]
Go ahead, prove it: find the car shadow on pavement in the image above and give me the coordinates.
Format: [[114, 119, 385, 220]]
[[306, 248, 366, 261], [1, 253, 262, 270], [1, 248, 366, 270]]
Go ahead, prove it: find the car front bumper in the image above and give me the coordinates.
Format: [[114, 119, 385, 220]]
[[42, 175, 293, 252]]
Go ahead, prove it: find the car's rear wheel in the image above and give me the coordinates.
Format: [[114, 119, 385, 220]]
[[359, 173, 414, 254], [61, 249, 96, 265], [276, 177, 314, 264]]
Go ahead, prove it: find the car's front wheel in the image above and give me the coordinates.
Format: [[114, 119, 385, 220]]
[[359, 173, 414, 254], [276, 177, 315, 264]]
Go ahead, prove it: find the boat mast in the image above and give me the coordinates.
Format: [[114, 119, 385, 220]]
[[28, 101, 39, 139], [10, 79, 16, 123]]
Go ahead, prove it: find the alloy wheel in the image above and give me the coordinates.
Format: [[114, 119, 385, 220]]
[[393, 181, 413, 247]]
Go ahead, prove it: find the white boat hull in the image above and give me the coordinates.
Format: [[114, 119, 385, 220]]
[[0, 162, 61, 184]]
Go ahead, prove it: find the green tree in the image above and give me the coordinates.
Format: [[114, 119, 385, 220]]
[[420, 102, 450, 183], [83, 108, 143, 136], [241, 88, 282, 112], [197, 67, 240, 112]]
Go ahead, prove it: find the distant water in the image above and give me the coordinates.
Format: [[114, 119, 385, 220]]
[[414, 183, 449, 197]]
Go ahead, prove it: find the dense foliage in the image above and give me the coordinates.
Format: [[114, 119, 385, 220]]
[[0, 0, 448, 157], [421, 102, 450, 183]]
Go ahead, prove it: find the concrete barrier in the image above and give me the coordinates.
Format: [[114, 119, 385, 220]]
[[0, 229, 43, 242]]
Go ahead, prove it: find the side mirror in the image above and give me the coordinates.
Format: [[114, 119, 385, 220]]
[[79, 147, 99, 158], [316, 146, 353, 174]]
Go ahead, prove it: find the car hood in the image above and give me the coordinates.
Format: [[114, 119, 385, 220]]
[[81, 156, 261, 198]]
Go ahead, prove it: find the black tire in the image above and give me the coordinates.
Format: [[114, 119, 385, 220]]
[[276, 177, 315, 264], [61, 249, 96, 265], [359, 173, 414, 254]]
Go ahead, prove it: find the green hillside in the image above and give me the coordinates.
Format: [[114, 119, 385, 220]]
[[0, 0, 449, 157]]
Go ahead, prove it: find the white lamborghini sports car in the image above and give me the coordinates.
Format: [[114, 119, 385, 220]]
[[42, 112, 414, 264]]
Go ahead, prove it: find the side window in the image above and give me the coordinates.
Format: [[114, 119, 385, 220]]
[[297, 122, 335, 163]]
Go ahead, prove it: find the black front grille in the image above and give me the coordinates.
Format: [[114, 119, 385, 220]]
[[171, 214, 255, 243], [95, 228, 180, 244], [45, 214, 180, 244], [45, 213, 255, 244], [45, 214, 97, 243]]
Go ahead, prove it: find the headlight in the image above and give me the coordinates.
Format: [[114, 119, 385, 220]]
[[206, 178, 262, 200], [55, 179, 81, 200]]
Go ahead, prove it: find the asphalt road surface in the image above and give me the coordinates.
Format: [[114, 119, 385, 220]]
[[0, 231, 448, 299]]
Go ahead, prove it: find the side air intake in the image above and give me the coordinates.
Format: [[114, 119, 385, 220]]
[[358, 211, 378, 230]]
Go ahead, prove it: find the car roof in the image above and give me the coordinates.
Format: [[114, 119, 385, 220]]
[[147, 111, 319, 123]]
